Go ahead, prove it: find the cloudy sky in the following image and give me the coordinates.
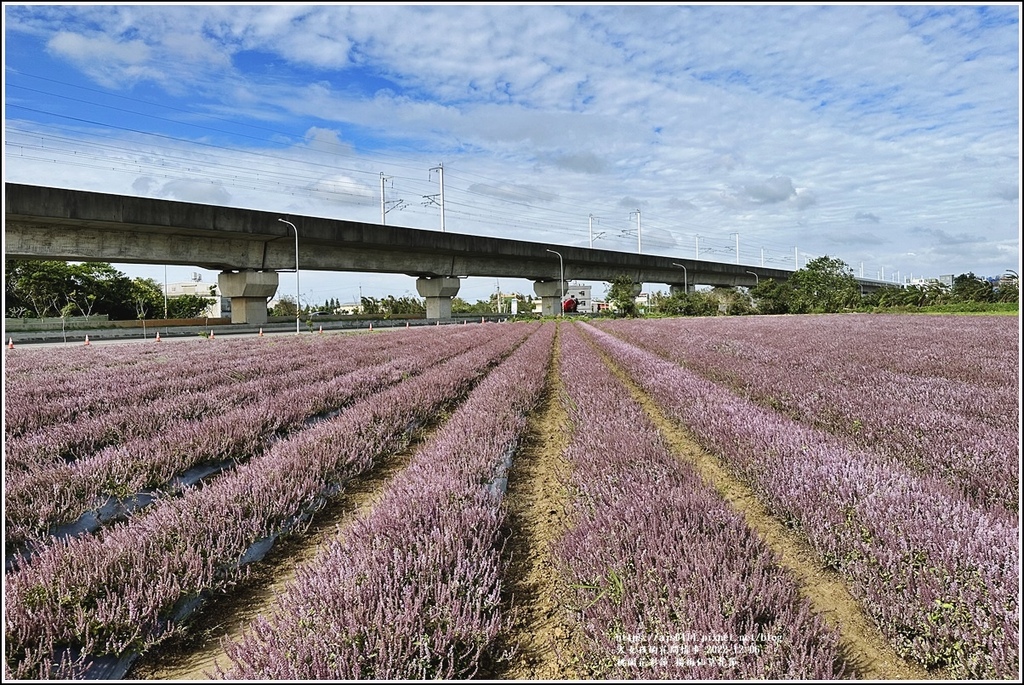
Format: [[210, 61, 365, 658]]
[[3, 2, 1020, 305]]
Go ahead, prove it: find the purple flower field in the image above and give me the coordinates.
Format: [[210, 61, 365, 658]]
[[3, 314, 1019, 680], [584, 315, 1019, 679]]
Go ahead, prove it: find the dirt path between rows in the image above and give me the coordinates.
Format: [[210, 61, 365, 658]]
[[586, 327, 938, 681], [483, 325, 584, 680], [127, 448, 418, 680]]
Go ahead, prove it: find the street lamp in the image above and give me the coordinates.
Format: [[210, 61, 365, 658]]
[[546, 248, 564, 318], [278, 218, 300, 334], [745, 270, 759, 287], [672, 262, 688, 293]]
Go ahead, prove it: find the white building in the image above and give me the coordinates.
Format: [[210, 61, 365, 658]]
[[531, 282, 597, 314], [165, 274, 228, 318], [564, 283, 596, 313]]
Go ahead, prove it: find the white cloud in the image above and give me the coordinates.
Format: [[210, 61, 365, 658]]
[[3, 3, 1019, 299]]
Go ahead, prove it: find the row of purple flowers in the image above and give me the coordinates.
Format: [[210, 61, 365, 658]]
[[5, 327, 499, 551], [594, 314, 1019, 513], [218, 324, 556, 679], [4, 333, 312, 438], [551, 322, 848, 679], [580, 320, 1018, 679], [4, 323, 538, 680]]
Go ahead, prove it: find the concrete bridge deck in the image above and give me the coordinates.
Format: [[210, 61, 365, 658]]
[[4, 183, 889, 322]]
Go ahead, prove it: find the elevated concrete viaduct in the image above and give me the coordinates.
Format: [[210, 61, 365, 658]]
[[5, 183, 889, 323]]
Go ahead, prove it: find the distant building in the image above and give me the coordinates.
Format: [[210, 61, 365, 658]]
[[165, 274, 228, 318], [565, 283, 595, 313], [336, 302, 362, 315], [530, 283, 597, 314]]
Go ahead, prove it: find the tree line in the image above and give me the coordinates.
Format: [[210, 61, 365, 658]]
[[5, 260, 217, 320], [5, 257, 1018, 322], [606, 256, 1018, 317]]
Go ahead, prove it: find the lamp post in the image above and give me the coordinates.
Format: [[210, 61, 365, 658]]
[[278, 218, 300, 334], [672, 262, 688, 293], [745, 270, 759, 287], [546, 248, 564, 318]]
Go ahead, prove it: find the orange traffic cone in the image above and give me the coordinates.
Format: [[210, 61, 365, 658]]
[[210, 330, 215, 339], [319, 325, 323, 334], [259, 328, 264, 337], [481, 316, 485, 323], [406, 321, 410, 329], [7, 338, 13, 350], [84, 335, 91, 346], [369, 323, 373, 331], [155, 331, 161, 342]]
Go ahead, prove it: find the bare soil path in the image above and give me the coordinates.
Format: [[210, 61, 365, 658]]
[[586, 326, 941, 681], [483, 325, 584, 680], [127, 445, 420, 680]]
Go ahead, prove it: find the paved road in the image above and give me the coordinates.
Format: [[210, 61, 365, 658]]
[[3, 316, 510, 349]]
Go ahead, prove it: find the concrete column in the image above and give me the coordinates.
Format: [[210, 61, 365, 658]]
[[217, 270, 279, 325], [415, 276, 461, 320], [670, 283, 694, 296], [534, 280, 569, 317]]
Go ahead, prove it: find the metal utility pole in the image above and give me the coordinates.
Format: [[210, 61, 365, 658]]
[[794, 246, 799, 270], [695, 235, 700, 260], [380, 173, 389, 225], [279, 218, 300, 334], [428, 164, 445, 232], [732, 232, 740, 264], [745, 270, 759, 287], [588, 214, 604, 249], [630, 209, 642, 253]]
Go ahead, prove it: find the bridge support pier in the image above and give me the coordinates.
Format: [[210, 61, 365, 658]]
[[533, 280, 569, 317], [416, 276, 461, 320], [670, 283, 694, 295], [217, 270, 279, 325]]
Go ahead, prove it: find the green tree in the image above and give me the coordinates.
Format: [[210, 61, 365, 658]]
[[271, 296, 299, 318], [4, 259, 75, 317], [383, 295, 425, 316], [749, 278, 793, 315], [491, 291, 533, 315], [360, 296, 382, 316], [5, 259, 137, 319], [950, 273, 994, 303], [652, 289, 719, 316], [607, 274, 640, 317], [713, 286, 753, 315], [787, 256, 861, 313], [995, 271, 1018, 303], [452, 297, 492, 314], [167, 293, 214, 319], [130, 278, 164, 320]]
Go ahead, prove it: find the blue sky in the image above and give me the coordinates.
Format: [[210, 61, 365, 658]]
[[3, 2, 1020, 305]]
